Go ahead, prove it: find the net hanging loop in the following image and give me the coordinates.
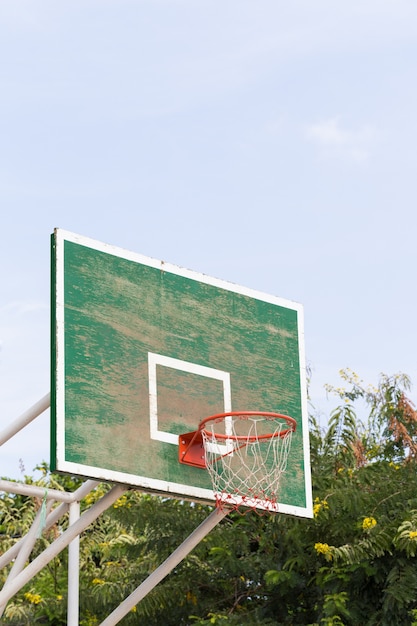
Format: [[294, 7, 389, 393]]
[[179, 411, 296, 513]]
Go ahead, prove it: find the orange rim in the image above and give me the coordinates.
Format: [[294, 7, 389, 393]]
[[198, 411, 296, 442]]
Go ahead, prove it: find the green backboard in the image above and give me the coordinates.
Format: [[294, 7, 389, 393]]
[[51, 229, 312, 517]]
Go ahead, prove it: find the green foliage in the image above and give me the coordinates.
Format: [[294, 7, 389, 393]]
[[2, 370, 417, 624]]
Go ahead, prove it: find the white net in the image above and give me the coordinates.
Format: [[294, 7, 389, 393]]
[[201, 414, 294, 513]]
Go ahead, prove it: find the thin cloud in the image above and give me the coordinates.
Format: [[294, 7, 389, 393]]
[[306, 117, 376, 163]]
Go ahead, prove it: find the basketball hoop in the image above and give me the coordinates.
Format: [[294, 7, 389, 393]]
[[179, 411, 296, 513]]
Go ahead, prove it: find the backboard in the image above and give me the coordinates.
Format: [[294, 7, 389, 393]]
[[51, 229, 312, 517]]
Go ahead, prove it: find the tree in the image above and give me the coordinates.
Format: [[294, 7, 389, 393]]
[[1, 370, 417, 625]]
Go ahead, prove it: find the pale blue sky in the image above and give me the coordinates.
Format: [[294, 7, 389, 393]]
[[1, 0, 417, 479]]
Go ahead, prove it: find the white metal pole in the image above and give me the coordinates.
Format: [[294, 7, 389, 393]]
[[0, 393, 50, 445], [100, 508, 229, 626], [0, 484, 126, 608], [0, 480, 99, 571], [6, 500, 53, 581], [0, 479, 75, 502], [68, 501, 80, 626], [0, 501, 52, 619]]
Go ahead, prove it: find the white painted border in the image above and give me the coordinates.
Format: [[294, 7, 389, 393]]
[[48, 457, 310, 516], [54, 229, 66, 473], [53, 228, 313, 518], [148, 352, 232, 445], [296, 305, 313, 517], [53, 229, 304, 312]]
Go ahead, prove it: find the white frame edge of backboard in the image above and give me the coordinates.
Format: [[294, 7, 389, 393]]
[[49, 458, 313, 517], [297, 304, 313, 517], [54, 229, 66, 471], [53, 228, 304, 313]]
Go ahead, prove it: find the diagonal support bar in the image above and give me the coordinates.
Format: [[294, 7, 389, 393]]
[[0, 393, 50, 445], [0, 500, 54, 619], [100, 507, 229, 626], [0, 484, 126, 609]]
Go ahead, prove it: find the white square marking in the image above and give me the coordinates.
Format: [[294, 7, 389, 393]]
[[148, 352, 232, 445]]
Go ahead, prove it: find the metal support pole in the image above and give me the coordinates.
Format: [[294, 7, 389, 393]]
[[0, 479, 99, 571], [68, 501, 80, 626], [100, 507, 229, 626], [0, 479, 76, 502], [0, 393, 50, 445], [0, 484, 126, 608], [0, 500, 53, 619]]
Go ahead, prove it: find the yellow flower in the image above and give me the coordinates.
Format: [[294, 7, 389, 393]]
[[409, 531, 417, 540], [84, 485, 107, 506], [24, 591, 42, 604], [313, 498, 329, 517], [92, 578, 106, 585], [362, 516, 377, 530], [389, 462, 400, 470], [314, 542, 333, 560], [113, 494, 128, 509]]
